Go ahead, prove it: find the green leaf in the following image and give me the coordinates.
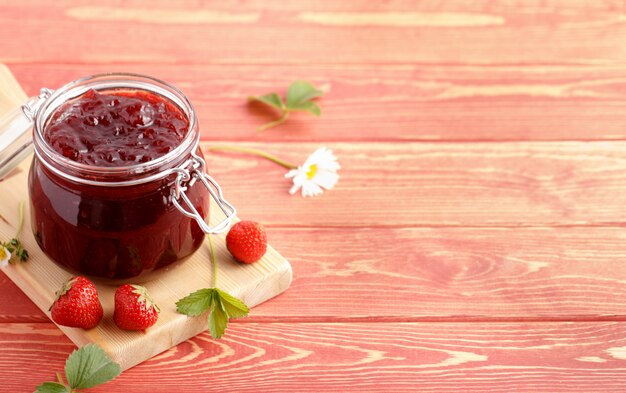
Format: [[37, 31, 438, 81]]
[[33, 382, 70, 393], [216, 288, 249, 319], [248, 81, 324, 131], [285, 81, 323, 109], [248, 93, 285, 112], [176, 288, 215, 317], [287, 101, 321, 116], [64, 344, 121, 389], [208, 296, 229, 339]]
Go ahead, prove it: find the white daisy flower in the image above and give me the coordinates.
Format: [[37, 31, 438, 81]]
[[0, 245, 11, 268], [285, 147, 340, 197]]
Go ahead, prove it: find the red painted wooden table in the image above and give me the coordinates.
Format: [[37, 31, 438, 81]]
[[3, 1, 626, 391]]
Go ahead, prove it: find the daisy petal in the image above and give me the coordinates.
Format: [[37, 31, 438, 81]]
[[0, 246, 11, 269], [286, 146, 340, 197], [302, 182, 323, 197], [289, 182, 302, 195], [285, 168, 300, 179], [314, 171, 339, 190]]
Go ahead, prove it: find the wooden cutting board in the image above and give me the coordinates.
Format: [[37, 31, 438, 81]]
[[0, 66, 292, 371]]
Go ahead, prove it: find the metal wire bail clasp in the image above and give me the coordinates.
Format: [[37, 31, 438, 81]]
[[171, 152, 237, 234], [0, 88, 54, 179], [22, 88, 54, 119]]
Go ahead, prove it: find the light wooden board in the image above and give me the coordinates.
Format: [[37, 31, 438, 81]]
[[0, 66, 292, 371], [0, 64, 27, 108]]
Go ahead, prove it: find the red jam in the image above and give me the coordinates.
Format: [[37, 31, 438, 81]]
[[29, 89, 209, 280], [44, 89, 189, 166]]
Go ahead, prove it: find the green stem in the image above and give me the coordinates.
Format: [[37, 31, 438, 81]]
[[257, 112, 289, 132], [15, 201, 24, 239], [207, 145, 297, 170], [208, 235, 217, 288]]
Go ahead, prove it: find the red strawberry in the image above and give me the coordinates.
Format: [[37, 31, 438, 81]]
[[114, 284, 160, 331], [226, 220, 267, 264], [50, 276, 103, 329]]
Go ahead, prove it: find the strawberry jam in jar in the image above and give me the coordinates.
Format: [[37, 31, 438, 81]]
[[21, 74, 235, 280]]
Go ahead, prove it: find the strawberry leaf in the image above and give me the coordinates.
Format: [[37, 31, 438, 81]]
[[176, 288, 215, 317], [176, 235, 250, 339], [209, 296, 229, 339], [248, 81, 324, 131], [34, 382, 70, 393], [288, 100, 321, 116], [64, 344, 121, 389], [286, 80, 323, 109], [177, 288, 246, 339], [248, 93, 284, 112], [216, 288, 249, 319]]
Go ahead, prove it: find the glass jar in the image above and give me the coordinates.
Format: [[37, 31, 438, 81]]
[[0, 73, 236, 280]]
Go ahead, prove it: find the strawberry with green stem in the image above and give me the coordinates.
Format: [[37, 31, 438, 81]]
[[50, 276, 103, 329], [114, 284, 160, 331]]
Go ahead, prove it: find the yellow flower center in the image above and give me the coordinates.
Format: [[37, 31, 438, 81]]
[[0, 247, 8, 260], [306, 164, 318, 180]]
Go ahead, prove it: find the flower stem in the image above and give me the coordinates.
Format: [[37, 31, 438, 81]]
[[15, 201, 24, 239], [207, 145, 297, 170], [208, 235, 217, 288], [257, 112, 289, 132]]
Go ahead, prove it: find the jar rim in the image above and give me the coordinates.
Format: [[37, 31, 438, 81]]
[[32, 73, 199, 186]]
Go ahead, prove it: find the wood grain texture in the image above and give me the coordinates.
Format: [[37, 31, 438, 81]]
[[196, 141, 626, 227], [4, 1, 626, 391], [11, 63, 626, 141], [4, 227, 626, 322], [3, 322, 626, 392], [2, 1, 626, 65]]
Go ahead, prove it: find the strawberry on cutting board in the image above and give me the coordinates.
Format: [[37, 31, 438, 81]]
[[50, 276, 103, 329], [226, 220, 268, 264], [114, 284, 160, 331]]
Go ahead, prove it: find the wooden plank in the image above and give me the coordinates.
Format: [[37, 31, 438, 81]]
[[3, 321, 626, 392], [196, 141, 626, 227], [2, 2, 626, 65], [4, 227, 626, 322], [255, 227, 626, 321], [10, 0, 619, 12], [11, 63, 626, 142]]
